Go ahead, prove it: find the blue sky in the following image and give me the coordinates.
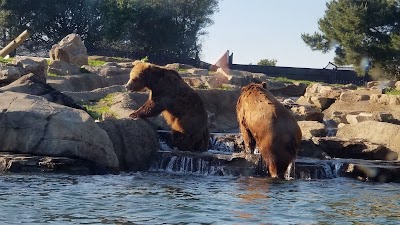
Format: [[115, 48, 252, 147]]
[[201, 0, 336, 69]]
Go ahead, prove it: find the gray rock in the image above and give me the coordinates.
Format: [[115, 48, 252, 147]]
[[11, 56, 48, 83], [64, 85, 126, 102], [99, 119, 159, 171], [0, 64, 25, 86], [0, 92, 118, 170], [0, 73, 84, 110], [47, 73, 109, 92], [48, 60, 81, 76]]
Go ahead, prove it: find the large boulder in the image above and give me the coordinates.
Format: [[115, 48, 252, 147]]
[[0, 73, 84, 110], [337, 121, 400, 155], [0, 92, 118, 170], [49, 33, 88, 67], [98, 119, 159, 171]]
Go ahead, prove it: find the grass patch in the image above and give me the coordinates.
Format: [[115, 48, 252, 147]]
[[88, 59, 107, 67], [218, 84, 235, 90], [270, 76, 351, 87], [271, 77, 316, 85], [178, 68, 188, 72], [47, 72, 60, 77], [385, 88, 400, 95], [83, 93, 117, 120], [0, 57, 13, 64]]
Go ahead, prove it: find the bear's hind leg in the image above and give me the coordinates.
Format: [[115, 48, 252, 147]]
[[240, 126, 256, 154]]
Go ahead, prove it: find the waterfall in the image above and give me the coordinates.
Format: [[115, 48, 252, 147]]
[[294, 158, 345, 180], [150, 152, 232, 176], [323, 119, 338, 137], [154, 131, 350, 180]]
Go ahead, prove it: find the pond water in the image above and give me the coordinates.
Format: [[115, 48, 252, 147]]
[[0, 172, 399, 224]]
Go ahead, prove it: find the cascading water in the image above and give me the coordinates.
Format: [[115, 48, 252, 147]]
[[323, 119, 338, 137], [149, 152, 231, 176], [294, 158, 345, 180], [153, 131, 349, 180]]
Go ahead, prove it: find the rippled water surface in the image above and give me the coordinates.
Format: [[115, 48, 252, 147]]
[[1, 173, 399, 224]]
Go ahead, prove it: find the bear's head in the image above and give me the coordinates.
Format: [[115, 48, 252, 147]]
[[125, 61, 152, 92]]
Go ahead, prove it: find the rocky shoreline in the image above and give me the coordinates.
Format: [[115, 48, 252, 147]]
[[1, 34, 400, 182]]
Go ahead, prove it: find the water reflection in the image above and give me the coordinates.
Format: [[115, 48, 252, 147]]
[[0, 173, 399, 224]]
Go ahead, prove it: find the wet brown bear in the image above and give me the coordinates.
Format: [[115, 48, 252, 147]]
[[125, 61, 209, 152], [236, 82, 302, 178]]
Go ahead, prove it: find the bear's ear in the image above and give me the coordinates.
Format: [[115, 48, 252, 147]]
[[132, 60, 143, 66], [261, 82, 267, 89]]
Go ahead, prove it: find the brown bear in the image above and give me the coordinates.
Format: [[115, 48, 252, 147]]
[[125, 61, 209, 152], [236, 82, 302, 179]]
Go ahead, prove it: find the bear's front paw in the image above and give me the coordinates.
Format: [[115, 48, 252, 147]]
[[129, 111, 139, 119]]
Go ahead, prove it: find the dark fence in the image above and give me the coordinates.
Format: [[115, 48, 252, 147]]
[[229, 64, 370, 85]]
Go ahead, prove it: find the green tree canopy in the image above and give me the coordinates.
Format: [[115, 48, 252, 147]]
[[301, 0, 400, 79], [0, 0, 101, 52], [257, 58, 277, 66], [0, 0, 219, 64]]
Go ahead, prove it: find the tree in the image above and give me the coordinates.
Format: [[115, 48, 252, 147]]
[[98, 0, 219, 64], [301, 0, 400, 79], [257, 58, 277, 66], [0, 0, 219, 64], [0, 0, 102, 52]]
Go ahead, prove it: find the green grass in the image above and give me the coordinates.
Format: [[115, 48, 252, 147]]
[[0, 57, 13, 63], [271, 77, 316, 86], [88, 59, 107, 67], [178, 68, 188, 72], [385, 87, 400, 95], [218, 84, 235, 90], [47, 72, 60, 77], [270, 76, 351, 87], [83, 93, 117, 120]]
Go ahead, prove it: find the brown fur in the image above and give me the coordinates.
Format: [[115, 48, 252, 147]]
[[236, 82, 302, 178], [125, 61, 209, 152]]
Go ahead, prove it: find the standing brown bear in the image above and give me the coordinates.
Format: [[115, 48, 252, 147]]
[[125, 61, 209, 152], [236, 82, 302, 179]]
